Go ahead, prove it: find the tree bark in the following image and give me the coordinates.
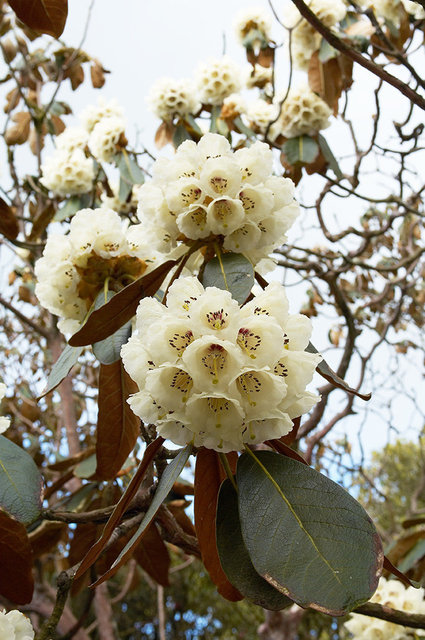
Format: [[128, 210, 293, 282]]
[[94, 583, 117, 640]]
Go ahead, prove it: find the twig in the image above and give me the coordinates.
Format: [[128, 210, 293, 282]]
[[34, 571, 74, 640]]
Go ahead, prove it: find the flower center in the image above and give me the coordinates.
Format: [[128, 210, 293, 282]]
[[169, 330, 194, 357], [206, 308, 229, 330], [201, 344, 227, 384], [237, 328, 261, 359], [237, 372, 262, 406], [170, 370, 193, 402]]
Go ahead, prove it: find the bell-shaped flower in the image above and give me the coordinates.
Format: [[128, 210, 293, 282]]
[[145, 365, 195, 411], [188, 287, 240, 340], [223, 221, 261, 253], [235, 142, 273, 185], [207, 197, 246, 235], [182, 336, 243, 391], [200, 156, 242, 199], [236, 316, 286, 367], [177, 204, 209, 239], [165, 177, 204, 213], [235, 367, 288, 419], [238, 184, 274, 222]]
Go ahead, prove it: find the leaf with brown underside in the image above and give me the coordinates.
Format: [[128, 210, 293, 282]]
[[155, 121, 175, 149], [28, 203, 55, 241], [279, 416, 301, 446], [69, 260, 177, 347], [29, 521, 67, 559], [194, 448, 243, 602], [167, 500, 196, 537], [90, 59, 108, 89], [266, 436, 308, 466], [0, 511, 34, 604], [95, 362, 140, 481], [0, 197, 19, 240], [74, 436, 164, 580], [133, 522, 170, 587], [4, 111, 31, 146], [384, 554, 418, 588], [9, 0, 68, 38], [308, 51, 353, 115]]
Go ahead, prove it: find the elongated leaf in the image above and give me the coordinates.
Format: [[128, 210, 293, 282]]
[[54, 194, 91, 222], [91, 444, 192, 586], [0, 511, 34, 604], [0, 197, 19, 240], [133, 522, 171, 587], [75, 436, 164, 579], [233, 116, 255, 139], [237, 451, 383, 615], [306, 342, 371, 400], [172, 125, 192, 148], [69, 260, 177, 347], [9, 0, 68, 37], [0, 436, 42, 524], [266, 438, 308, 466], [383, 554, 418, 588], [38, 344, 84, 399], [116, 151, 144, 187], [318, 134, 343, 180], [95, 362, 140, 481], [217, 479, 293, 610], [194, 449, 242, 602], [201, 252, 254, 305], [283, 136, 319, 166], [399, 539, 425, 573], [92, 291, 132, 364]]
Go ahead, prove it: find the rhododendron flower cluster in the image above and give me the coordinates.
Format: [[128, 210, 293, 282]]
[[88, 115, 127, 163], [80, 97, 124, 133], [0, 610, 34, 640], [148, 78, 201, 122], [40, 147, 94, 197], [121, 277, 322, 452], [195, 56, 243, 106], [35, 208, 156, 335], [136, 133, 299, 266], [345, 578, 425, 639], [0, 383, 10, 434], [270, 86, 332, 139], [234, 7, 273, 45]]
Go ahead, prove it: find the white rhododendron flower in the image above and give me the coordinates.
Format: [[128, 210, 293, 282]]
[[40, 148, 94, 197], [35, 208, 157, 335], [80, 97, 124, 133], [246, 64, 273, 89], [284, 0, 346, 69], [137, 133, 299, 266], [221, 93, 247, 119], [401, 0, 425, 18], [234, 7, 273, 45], [0, 383, 10, 434], [148, 78, 201, 121], [89, 116, 127, 163], [55, 127, 89, 153], [345, 577, 425, 639], [100, 182, 139, 214], [122, 277, 322, 452], [0, 610, 34, 640], [195, 56, 243, 106], [246, 99, 277, 133], [270, 86, 332, 139]]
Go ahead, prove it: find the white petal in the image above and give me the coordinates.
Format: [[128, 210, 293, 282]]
[[241, 281, 289, 328], [166, 276, 205, 316], [234, 368, 287, 419], [188, 287, 240, 340], [182, 335, 243, 391], [207, 197, 246, 235], [176, 204, 209, 239], [236, 316, 286, 367], [146, 366, 194, 411], [200, 156, 242, 199]]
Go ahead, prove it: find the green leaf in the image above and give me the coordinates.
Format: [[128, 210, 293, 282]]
[[306, 342, 371, 400], [319, 38, 338, 62], [184, 115, 202, 134], [172, 125, 192, 149], [399, 539, 425, 574], [201, 252, 254, 305], [54, 194, 91, 222], [38, 343, 84, 399], [0, 436, 43, 524], [233, 116, 255, 139], [216, 479, 294, 611], [283, 136, 319, 166], [237, 450, 383, 615], [74, 453, 97, 479], [115, 151, 144, 202], [209, 105, 221, 134], [92, 444, 192, 585], [92, 291, 132, 365], [318, 134, 343, 180]]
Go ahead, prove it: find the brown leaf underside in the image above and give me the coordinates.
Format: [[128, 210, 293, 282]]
[[0, 510, 34, 604], [9, 0, 68, 38]]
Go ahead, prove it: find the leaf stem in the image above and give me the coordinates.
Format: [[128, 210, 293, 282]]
[[219, 452, 238, 492]]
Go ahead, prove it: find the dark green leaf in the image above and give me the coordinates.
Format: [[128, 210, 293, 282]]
[[209, 105, 221, 134], [38, 343, 84, 399], [217, 479, 293, 610], [237, 450, 383, 615], [92, 291, 132, 365], [283, 136, 319, 165], [54, 194, 91, 222], [115, 151, 144, 202], [172, 125, 192, 148], [0, 436, 43, 524], [318, 134, 343, 180], [74, 453, 97, 479], [91, 444, 193, 585], [201, 252, 254, 305], [319, 38, 338, 62], [306, 342, 371, 400]]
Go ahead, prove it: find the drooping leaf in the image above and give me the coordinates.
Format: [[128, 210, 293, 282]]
[[201, 252, 254, 305], [9, 0, 68, 37], [92, 291, 132, 365], [402, 516, 425, 529], [306, 342, 371, 400], [308, 51, 353, 115], [38, 343, 84, 399], [209, 105, 221, 134], [237, 450, 383, 615], [194, 449, 242, 602], [383, 555, 418, 588], [282, 135, 320, 166], [172, 124, 192, 149], [217, 479, 293, 610], [0, 511, 34, 604], [91, 444, 192, 586], [74, 436, 164, 579], [318, 37, 338, 62], [74, 453, 97, 479], [54, 194, 91, 222], [133, 522, 171, 587], [115, 150, 145, 202], [184, 115, 202, 135], [318, 134, 343, 180], [0, 435, 43, 524], [0, 197, 19, 240], [69, 260, 177, 347], [266, 438, 308, 466], [95, 362, 140, 481]]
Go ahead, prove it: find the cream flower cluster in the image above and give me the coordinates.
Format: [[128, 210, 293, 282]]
[[270, 86, 332, 139], [285, 0, 346, 69], [359, 0, 425, 24], [234, 7, 273, 45], [148, 78, 201, 122], [345, 578, 425, 639], [100, 182, 139, 214], [195, 56, 243, 106], [0, 610, 34, 640], [35, 208, 155, 335], [136, 133, 299, 266], [40, 148, 94, 197], [55, 126, 89, 153], [88, 115, 126, 163], [80, 97, 124, 133], [122, 277, 322, 452], [246, 99, 277, 133], [0, 383, 10, 434]]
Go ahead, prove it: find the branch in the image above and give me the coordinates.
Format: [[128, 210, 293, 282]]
[[354, 601, 425, 630], [289, 0, 425, 110], [35, 571, 73, 640], [0, 295, 50, 339]]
